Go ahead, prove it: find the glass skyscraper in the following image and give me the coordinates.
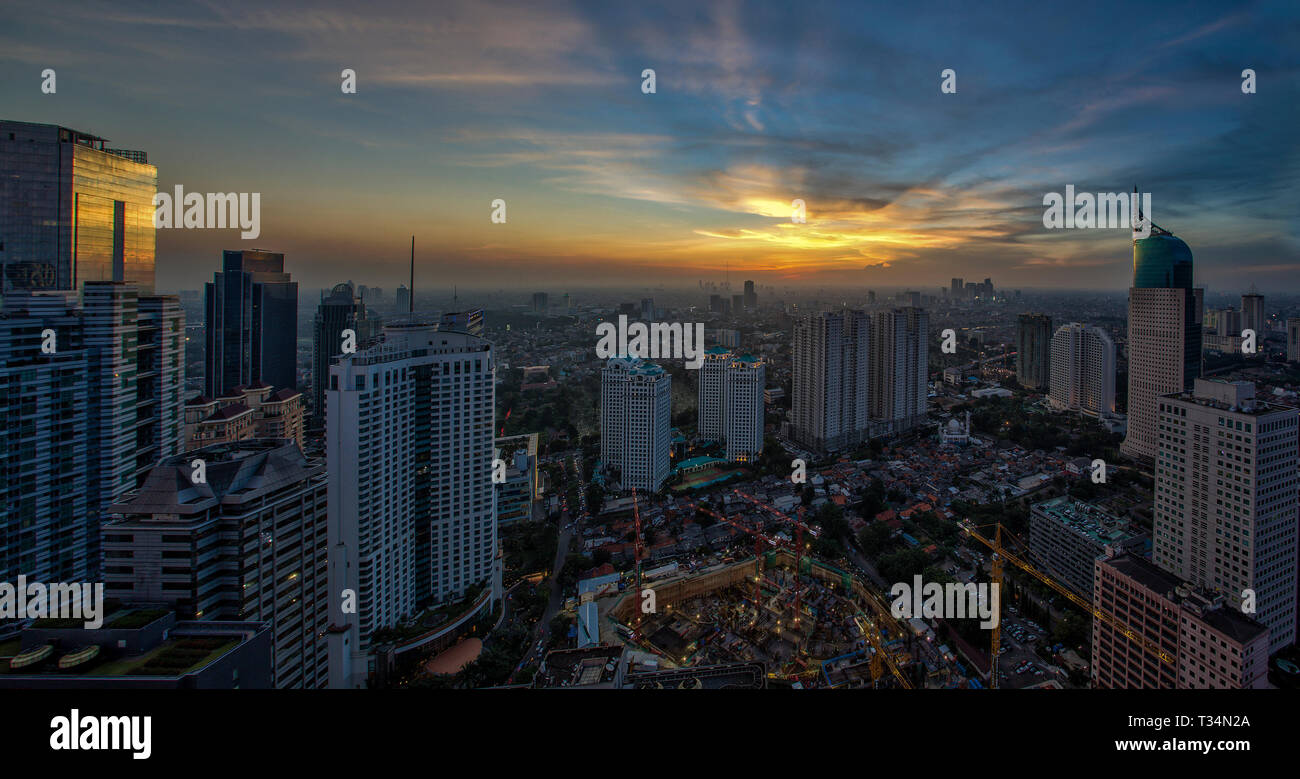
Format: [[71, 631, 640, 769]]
[[204, 249, 298, 397], [312, 281, 378, 424], [0, 283, 184, 583], [0, 121, 156, 294]]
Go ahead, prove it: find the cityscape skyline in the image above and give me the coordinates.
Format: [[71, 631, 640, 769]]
[[2, 0, 1297, 293], [5, 0, 1300, 717]]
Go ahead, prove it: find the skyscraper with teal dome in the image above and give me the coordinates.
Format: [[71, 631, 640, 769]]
[[1121, 221, 1203, 461]]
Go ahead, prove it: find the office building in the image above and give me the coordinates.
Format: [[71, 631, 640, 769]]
[[1028, 496, 1140, 597], [0, 282, 184, 583], [792, 311, 869, 453], [640, 298, 655, 322], [103, 439, 329, 689], [1121, 222, 1203, 462], [1152, 378, 1298, 652], [1016, 313, 1053, 390], [870, 307, 928, 423], [1240, 292, 1264, 338], [395, 285, 410, 313], [204, 249, 298, 397], [532, 292, 548, 312], [495, 448, 536, 527], [601, 357, 671, 492], [326, 319, 499, 688], [312, 282, 379, 423], [707, 328, 740, 348], [1092, 552, 1269, 689], [1211, 308, 1232, 338], [1048, 323, 1116, 416], [743, 280, 757, 311], [1288, 317, 1300, 363], [1, 121, 156, 294]]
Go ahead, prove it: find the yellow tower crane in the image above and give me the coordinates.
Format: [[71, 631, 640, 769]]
[[960, 520, 1175, 689]]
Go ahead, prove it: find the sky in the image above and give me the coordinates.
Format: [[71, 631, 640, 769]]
[[2, 0, 1297, 294]]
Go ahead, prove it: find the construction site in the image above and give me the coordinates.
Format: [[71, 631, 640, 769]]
[[577, 485, 1185, 689], [602, 549, 970, 687], [587, 490, 970, 688]]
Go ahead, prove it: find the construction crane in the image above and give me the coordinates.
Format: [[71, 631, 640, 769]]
[[732, 490, 819, 626], [684, 495, 912, 689], [960, 520, 1175, 689], [631, 488, 646, 622], [684, 497, 778, 609], [729, 491, 913, 688]]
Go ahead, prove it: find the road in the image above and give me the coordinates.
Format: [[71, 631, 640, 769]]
[[521, 453, 585, 664]]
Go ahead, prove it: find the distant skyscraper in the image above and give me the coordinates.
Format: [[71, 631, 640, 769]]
[[724, 354, 765, 463], [640, 297, 655, 322], [104, 439, 329, 689], [731, 294, 744, 314], [1152, 379, 1298, 653], [698, 346, 729, 442], [326, 320, 499, 688], [743, 280, 757, 311], [1, 121, 156, 294], [1215, 307, 1241, 337], [707, 328, 741, 349], [1287, 317, 1300, 362], [532, 292, 548, 312], [870, 307, 928, 423], [395, 285, 410, 313], [1091, 552, 1269, 689], [951, 278, 963, 299], [204, 249, 298, 397], [1048, 323, 1115, 416], [709, 294, 725, 314], [1016, 313, 1053, 390], [601, 357, 671, 492], [312, 282, 377, 424], [792, 311, 869, 452], [1121, 222, 1203, 462], [0, 283, 184, 583], [1240, 292, 1264, 339]]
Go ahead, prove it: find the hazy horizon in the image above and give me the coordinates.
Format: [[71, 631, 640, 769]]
[[3, 0, 1297, 294]]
